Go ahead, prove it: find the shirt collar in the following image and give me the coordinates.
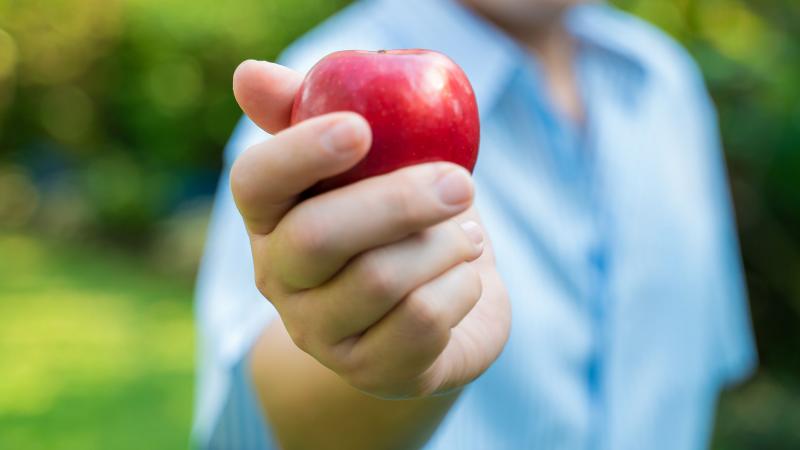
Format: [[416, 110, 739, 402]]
[[565, 3, 648, 79], [370, 0, 647, 118], [370, 0, 524, 119]]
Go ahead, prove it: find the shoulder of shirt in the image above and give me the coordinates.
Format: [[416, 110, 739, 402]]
[[277, 0, 392, 72], [226, 1, 391, 162], [577, 5, 707, 96]]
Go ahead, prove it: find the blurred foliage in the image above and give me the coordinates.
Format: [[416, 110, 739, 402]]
[[0, 0, 798, 448], [0, 0, 350, 245], [0, 233, 194, 449]]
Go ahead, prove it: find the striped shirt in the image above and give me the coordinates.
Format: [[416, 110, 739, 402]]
[[192, 0, 757, 448]]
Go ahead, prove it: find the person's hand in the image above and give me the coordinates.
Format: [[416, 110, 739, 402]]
[[230, 60, 511, 399]]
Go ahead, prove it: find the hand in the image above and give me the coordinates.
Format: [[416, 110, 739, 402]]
[[230, 60, 511, 399]]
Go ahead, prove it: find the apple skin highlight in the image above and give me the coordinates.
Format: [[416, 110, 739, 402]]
[[291, 49, 480, 194]]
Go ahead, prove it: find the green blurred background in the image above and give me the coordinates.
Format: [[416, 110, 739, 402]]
[[0, 0, 797, 448]]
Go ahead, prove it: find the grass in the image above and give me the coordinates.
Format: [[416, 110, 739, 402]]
[[0, 233, 195, 450], [0, 232, 797, 449]]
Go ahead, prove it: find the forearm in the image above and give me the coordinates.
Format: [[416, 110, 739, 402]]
[[249, 319, 459, 450]]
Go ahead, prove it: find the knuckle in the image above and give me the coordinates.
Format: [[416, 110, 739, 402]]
[[337, 349, 358, 373], [253, 239, 291, 298], [403, 293, 447, 336], [285, 322, 313, 354], [254, 267, 273, 297], [229, 152, 257, 206], [253, 249, 278, 297], [338, 352, 370, 385], [356, 252, 398, 298], [336, 352, 389, 397], [284, 218, 329, 258], [282, 299, 330, 357]]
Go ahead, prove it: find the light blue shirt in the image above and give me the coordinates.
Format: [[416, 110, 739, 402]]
[[192, 1, 757, 448]]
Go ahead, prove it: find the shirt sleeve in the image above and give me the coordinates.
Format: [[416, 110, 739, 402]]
[[684, 70, 758, 387]]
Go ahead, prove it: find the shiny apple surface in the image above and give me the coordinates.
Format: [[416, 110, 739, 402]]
[[291, 49, 480, 194]]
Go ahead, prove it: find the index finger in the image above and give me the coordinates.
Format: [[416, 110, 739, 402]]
[[231, 112, 371, 236], [233, 59, 302, 134]]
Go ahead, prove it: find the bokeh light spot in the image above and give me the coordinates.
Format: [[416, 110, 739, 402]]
[[40, 85, 95, 145], [0, 28, 18, 80], [0, 165, 39, 228], [144, 58, 204, 113]]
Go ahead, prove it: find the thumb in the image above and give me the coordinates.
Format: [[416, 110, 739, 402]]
[[232, 59, 303, 135]]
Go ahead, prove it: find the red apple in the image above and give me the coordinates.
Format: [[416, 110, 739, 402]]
[[291, 49, 480, 194]]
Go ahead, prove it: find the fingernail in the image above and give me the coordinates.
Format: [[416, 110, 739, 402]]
[[460, 220, 484, 249], [434, 167, 473, 206], [321, 118, 365, 155]]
